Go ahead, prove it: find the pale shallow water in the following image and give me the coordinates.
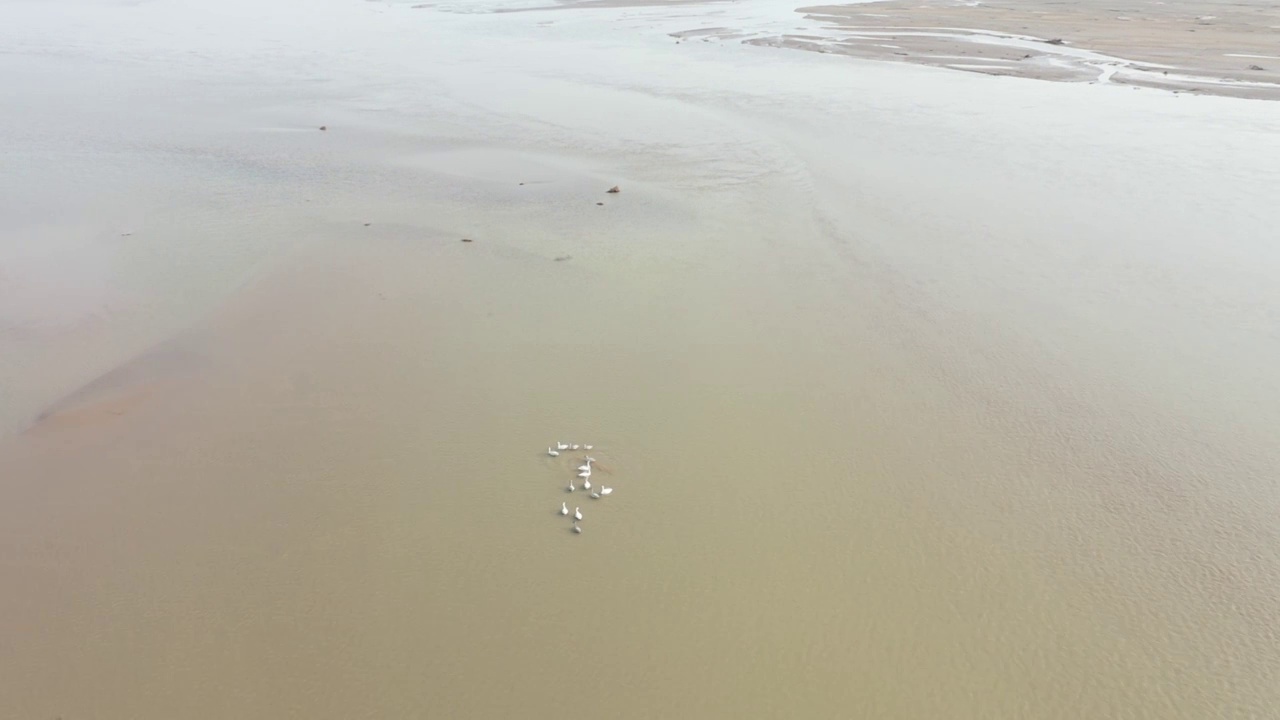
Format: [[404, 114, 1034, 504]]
[[2, 0, 1280, 717]]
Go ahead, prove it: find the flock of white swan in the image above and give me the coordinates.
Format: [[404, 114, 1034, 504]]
[[547, 441, 612, 534]]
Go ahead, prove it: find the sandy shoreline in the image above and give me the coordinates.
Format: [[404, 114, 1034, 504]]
[[734, 0, 1280, 99], [471, 0, 1280, 99]]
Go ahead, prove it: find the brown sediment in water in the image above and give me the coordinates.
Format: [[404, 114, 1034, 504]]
[[25, 344, 203, 435], [3, 0, 1280, 717], [28, 384, 157, 433]]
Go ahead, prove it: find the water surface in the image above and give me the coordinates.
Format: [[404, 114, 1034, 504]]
[[2, 0, 1279, 717]]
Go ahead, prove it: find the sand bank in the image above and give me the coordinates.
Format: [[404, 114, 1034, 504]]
[[737, 0, 1280, 99]]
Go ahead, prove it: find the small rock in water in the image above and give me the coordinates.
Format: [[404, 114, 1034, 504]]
[[1248, 64, 1265, 71], [363, 222, 372, 227], [461, 238, 473, 243], [1044, 38, 1065, 45], [554, 255, 572, 262], [606, 185, 620, 194], [319, 125, 328, 131], [596, 202, 604, 206]]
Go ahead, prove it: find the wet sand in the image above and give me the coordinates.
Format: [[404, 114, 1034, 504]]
[[745, 0, 1280, 99], [3, 0, 1280, 717]]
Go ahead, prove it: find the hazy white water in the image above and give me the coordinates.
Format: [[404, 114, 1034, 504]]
[[2, 0, 1280, 717]]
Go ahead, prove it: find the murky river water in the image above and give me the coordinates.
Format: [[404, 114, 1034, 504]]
[[2, 0, 1279, 717]]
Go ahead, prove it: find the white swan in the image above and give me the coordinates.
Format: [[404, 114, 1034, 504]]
[[600, 486, 612, 496], [556, 441, 570, 451], [590, 489, 601, 499], [577, 468, 592, 479], [567, 479, 575, 492], [547, 447, 560, 457], [577, 459, 593, 472], [572, 521, 582, 534], [584, 445, 593, 450], [571, 444, 581, 450], [560, 502, 569, 515], [582, 477, 592, 491], [573, 507, 583, 521]]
